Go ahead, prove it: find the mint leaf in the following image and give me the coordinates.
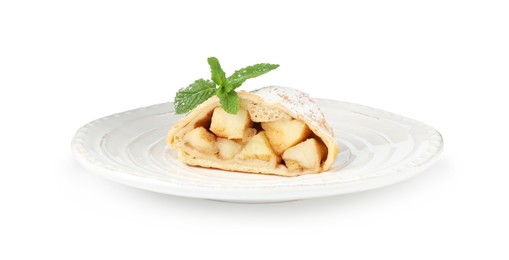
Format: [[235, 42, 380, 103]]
[[218, 91, 240, 114], [225, 63, 279, 92], [174, 79, 217, 114], [207, 57, 226, 86]]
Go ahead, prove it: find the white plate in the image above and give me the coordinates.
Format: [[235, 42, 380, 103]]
[[72, 100, 443, 203]]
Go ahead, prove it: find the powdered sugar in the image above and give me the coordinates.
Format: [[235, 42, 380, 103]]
[[251, 86, 334, 138]]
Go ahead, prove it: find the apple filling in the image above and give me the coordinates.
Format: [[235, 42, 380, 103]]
[[181, 106, 328, 173]]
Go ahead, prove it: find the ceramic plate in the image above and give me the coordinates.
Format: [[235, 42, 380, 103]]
[[72, 100, 443, 203]]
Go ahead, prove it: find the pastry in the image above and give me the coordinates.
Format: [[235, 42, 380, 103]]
[[167, 86, 338, 176]]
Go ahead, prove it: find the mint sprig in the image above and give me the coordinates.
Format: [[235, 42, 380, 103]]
[[174, 57, 279, 114]]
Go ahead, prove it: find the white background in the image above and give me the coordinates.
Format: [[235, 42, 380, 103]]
[[1, 0, 508, 259]]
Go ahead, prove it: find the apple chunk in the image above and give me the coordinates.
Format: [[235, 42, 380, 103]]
[[216, 138, 242, 160], [261, 119, 312, 155], [282, 138, 326, 171], [210, 107, 251, 139], [241, 128, 257, 143], [183, 126, 218, 155], [240, 131, 280, 163]]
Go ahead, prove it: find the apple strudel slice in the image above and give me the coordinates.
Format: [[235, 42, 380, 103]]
[[166, 86, 338, 177]]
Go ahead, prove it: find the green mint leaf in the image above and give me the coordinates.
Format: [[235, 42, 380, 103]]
[[225, 63, 279, 92], [174, 79, 217, 114], [207, 57, 226, 86], [218, 91, 240, 114]]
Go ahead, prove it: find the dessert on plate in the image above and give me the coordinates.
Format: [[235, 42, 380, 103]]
[[166, 58, 338, 177]]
